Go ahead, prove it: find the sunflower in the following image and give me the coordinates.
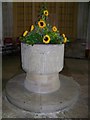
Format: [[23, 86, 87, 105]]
[[38, 20, 46, 28], [31, 25, 34, 31], [63, 37, 67, 43], [23, 31, 28, 36], [52, 26, 57, 32], [62, 33, 67, 43], [62, 34, 65, 38], [44, 10, 49, 16], [43, 35, 50, 44]]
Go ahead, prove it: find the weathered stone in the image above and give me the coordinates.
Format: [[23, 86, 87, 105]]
[[4, 43, 80, 115], [6, 74, 80, 113], [21, 43, 64, 74], [21, 43, 64, 93]]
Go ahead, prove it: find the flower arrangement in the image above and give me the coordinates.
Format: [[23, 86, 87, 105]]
[[20, 4, 69, 45]]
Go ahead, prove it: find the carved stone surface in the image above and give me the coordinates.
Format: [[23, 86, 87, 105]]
[[21, 43, 64, 93], [21, 43, 64, 74]]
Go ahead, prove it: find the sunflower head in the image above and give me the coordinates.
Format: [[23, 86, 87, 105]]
[[38, 20, 46, 28], [43, 35, 50, 44], [62, 34, 65, 38], [23, 31, 28, 37], [63, 37, 67, 43], [20, 6, 70, 45], [52, 26, 57, 32], [44, 10, 49, 16], [31, 25, 34, 31]]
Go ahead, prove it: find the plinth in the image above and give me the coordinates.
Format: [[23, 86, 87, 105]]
[[5, 43, 80, 113]]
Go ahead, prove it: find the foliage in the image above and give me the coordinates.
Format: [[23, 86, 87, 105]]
[[20, 3, 70, 45]]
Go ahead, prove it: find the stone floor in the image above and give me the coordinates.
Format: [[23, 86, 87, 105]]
[[2, 53, 88, 118]]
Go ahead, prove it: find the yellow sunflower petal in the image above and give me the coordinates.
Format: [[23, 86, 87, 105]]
[[62, 34, 65, 38], [63, 37, 67, 43], [43, 35, 50, 44], [31, 25, 34, 31], [23, 31, 28, 36]]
